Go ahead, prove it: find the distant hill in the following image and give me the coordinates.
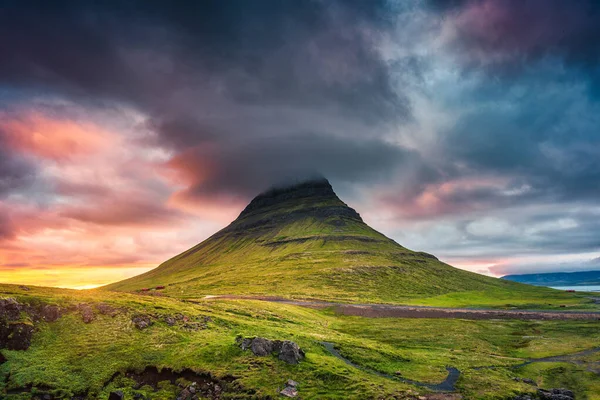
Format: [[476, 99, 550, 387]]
[[104, 178, 560, 305], [503, 270, 600, 287]]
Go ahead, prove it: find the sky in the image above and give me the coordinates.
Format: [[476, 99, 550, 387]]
[[1, 0, 600, 289]]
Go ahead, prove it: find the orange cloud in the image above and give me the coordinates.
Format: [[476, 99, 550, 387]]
[[0, 111, 116, 160]]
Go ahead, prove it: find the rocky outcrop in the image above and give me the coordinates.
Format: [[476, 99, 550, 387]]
[[236, 336, 305, 364], [132, 314, 153, 330], [41, 305, 62, 322], [280, 379, 299, 398], [96, 303, 119, 316], [512, 388, 575, 400], [162, 314, 211, 330], [108, 391, 124, 400], [538, 389, 575, 400], [0, 322, 34, 350], [278, 341, 305, 364], [0, 298, 34, 350], [0, 298, 23, 320], [77, 304, 95, 323], [513, 377, 537, 386]]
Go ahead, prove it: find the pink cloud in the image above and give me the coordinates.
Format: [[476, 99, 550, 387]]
[[0, 111, 116, 161], [375, 176, 509, 220]]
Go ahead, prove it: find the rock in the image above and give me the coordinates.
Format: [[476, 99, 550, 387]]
[[165, 316, 176, 326], [182, 322, 207, 331], [77, 304, 95, 323], [278, 341, 305, 364], [96, 303, 118, 316], [177, 388, 192, 400], [280, 386, 298, 398], [41, 305, 62, 322], [108, 391, 124, 400], [251, 337, 274, 356], [522, 378, 537, 386], [0, 322, 34, 350], [236, 336, 253, 351], [286, 379, 299, 388], [0, 298, 23, 321], [132, 314, 153, 330], [238, 336, 305, 364], [133, 394, 147, 400], [19, 285, 30, 291], [537, 388, 575, 400]]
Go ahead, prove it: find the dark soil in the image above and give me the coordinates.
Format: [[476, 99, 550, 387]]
[[125, 366, 235, 390], [102, 366, 257, 399]]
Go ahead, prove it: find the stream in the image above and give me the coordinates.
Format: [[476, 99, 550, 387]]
[[321, 342, 600, 392], [321, 342, 460, 392]]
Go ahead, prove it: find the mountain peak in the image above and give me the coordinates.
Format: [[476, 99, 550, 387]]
[[238, 178, 337, 217], [105, 175, 502, 304]]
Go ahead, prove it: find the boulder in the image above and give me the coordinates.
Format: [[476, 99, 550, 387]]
[[164, 316, 176, 326], [280, 386, 298, 398], [251, 337, 273, 356], [237, 336, 305, 364], [0, 322, 34, 350], [96, 303, 118, 316], [236, 336, 253, 351], [278, 341, 305, 364], [108, 391, 124, 400], [537, 388, 575, 400], [41, 305, 62, 322], [77, 304, 95, 324], [132, 314, 153, 330], [0, 298, 23, 321]]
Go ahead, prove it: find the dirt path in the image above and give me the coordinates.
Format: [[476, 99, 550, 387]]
[[201, 295, 600, 320]]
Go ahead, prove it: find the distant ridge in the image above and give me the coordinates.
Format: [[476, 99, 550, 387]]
[[105, 178, 541, 303], [503, 270, 600, 287]]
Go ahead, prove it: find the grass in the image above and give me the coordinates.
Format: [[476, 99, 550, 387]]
[[1, 284, 599, 399]]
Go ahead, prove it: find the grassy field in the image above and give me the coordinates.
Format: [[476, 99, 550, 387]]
[[1, 284, 599, 399]]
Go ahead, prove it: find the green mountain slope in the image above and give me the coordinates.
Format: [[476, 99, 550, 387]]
[[104, 179, 567, 306]]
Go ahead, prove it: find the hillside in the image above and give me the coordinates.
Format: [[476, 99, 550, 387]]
[[503, 271, 600, 287], [105, 179, 572, 307]]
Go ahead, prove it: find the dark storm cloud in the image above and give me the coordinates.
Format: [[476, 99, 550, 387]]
[[167, 132, 423, 200], [430, 0, 600, 79], [0, 0, 410, 196]]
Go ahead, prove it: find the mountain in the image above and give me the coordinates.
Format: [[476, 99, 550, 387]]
[[503, 270, 600, 287], [104, 178, 542, 304]]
